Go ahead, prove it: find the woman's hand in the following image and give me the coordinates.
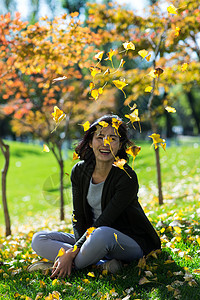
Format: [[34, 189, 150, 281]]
[[50, 247, 80, 279]]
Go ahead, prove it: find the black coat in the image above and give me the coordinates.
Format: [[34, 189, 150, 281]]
[[70, 160, 161, 255]]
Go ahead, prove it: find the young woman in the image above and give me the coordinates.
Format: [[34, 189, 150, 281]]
[[31, 114, 161, 278]]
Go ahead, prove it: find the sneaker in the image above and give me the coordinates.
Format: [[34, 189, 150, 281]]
[[101, 259, 122, 274], [27, 261, 54, 272]]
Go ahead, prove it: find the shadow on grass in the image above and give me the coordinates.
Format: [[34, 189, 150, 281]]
[[1, 250, 200, 300], [11, 148, 41, 157]]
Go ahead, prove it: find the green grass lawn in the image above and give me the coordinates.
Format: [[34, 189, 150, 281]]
[[0, 139, 200, 299]]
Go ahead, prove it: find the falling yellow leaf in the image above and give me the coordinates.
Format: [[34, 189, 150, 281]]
[[112, 80, 128, 97], [167, 4, 177, 14], [73, 152, 79, 160], [138, 49, 148, 59], [148, 70, 157, 78], [104, 49, 116, 67], [80, 121, 90, 131], [52, 106, 66, 124], [149, 133, 166, 150], [112, 118, 122, 135], [95, 51, 104, 61], [42, 144, 50, 152], [103, 68, 110, 76], [89, 82, 95, 90], [193, 269, 200, 274], [146, 54, 151, 61], [86, 227, 96, 239], [56, 247, 65, 259], [165, 106, 176, 113], [72, 245, 77, 252], [126, 145, 141, 169], [123, 41, 135, 51], [113, 158, 131, 178], [145, 86, 153, 92], [90, 66, 101, 78], [181, 63, 188, 71], [52, 76, 67, 84], [98, 121, 109, 128], [91, 89, 99, 100], [154, 67, 164, 77], [125, 109, 140, 123], [197, 237, 200, 245], [114, 233, 125, 250]]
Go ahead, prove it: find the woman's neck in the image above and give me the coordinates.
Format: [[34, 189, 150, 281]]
[[92, 161, 113, 184]]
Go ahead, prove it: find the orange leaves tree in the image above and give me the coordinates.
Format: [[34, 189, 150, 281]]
[[0, 11, 115, 226]]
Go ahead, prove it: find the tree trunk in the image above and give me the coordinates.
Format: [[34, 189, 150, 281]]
[[59, 158, 64, 221], [155, 146, 163, 205], [187, 91, 200, 134], [0, 138, 11, 236]]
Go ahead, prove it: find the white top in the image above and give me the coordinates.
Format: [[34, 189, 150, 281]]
[[87, 178, 104, 222]]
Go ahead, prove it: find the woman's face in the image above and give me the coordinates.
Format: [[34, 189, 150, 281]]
[[90, 125, 121, 164]]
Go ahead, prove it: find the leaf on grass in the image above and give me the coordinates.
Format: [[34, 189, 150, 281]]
[[42, 144, 50, 152], [167, 4, 177, 14], [166, 285, 175, 291], [87, 271, 95, 277], [173, 226, 182, 234], [164, 259, 175, 264], [113, 80, 128, 97], [102, 269, 108, 275], [197, 237, 200, 246], [52, 76, 67, 84], [139, 277, 151, 285], [82, 278, 90, 284], [123, 41, 135, 51]]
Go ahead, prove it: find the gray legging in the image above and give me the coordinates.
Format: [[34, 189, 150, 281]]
[[31, 226, 143, 269]]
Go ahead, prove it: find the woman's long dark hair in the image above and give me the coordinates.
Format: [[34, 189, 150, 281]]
[[75, 114, 133, 162]]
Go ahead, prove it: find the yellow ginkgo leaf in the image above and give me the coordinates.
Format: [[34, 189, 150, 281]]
[[181, 63, 188, 71], [125, 109, 140, 124], [149, 133, 166, 150], [55, 247, 65, 261], [148, 70, 157, 78], [197, 237, 200, 246], [167, 4, 177, 14], [72, 245, 78, 252], [114, 233, 124, 250], [165, 106, 176, 113], [138, 49, 148, 59], [82, 279, 90, 284], [89, 82, 95, 90], [126, 145, 141, 158], [174, 226, 182, 234], [98, 121, 109, 128], [86, 227, 96, 239], [73, 152, 79, 160], [113, 158, 131, 178], [90, 66, 101, 78], [145, 86, 153, 92], [87, 272, 95, 277], [103, 136, 113, 146], [52, 106, 66, 124], [123, 41, 135, 51], [80, 121, 90, 131], [104, 49, 116, 67], [42, 144, 50, 152], [94, 51, 104, 61], [112, 80, 128, 97], [91, 89, 99, 100]]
